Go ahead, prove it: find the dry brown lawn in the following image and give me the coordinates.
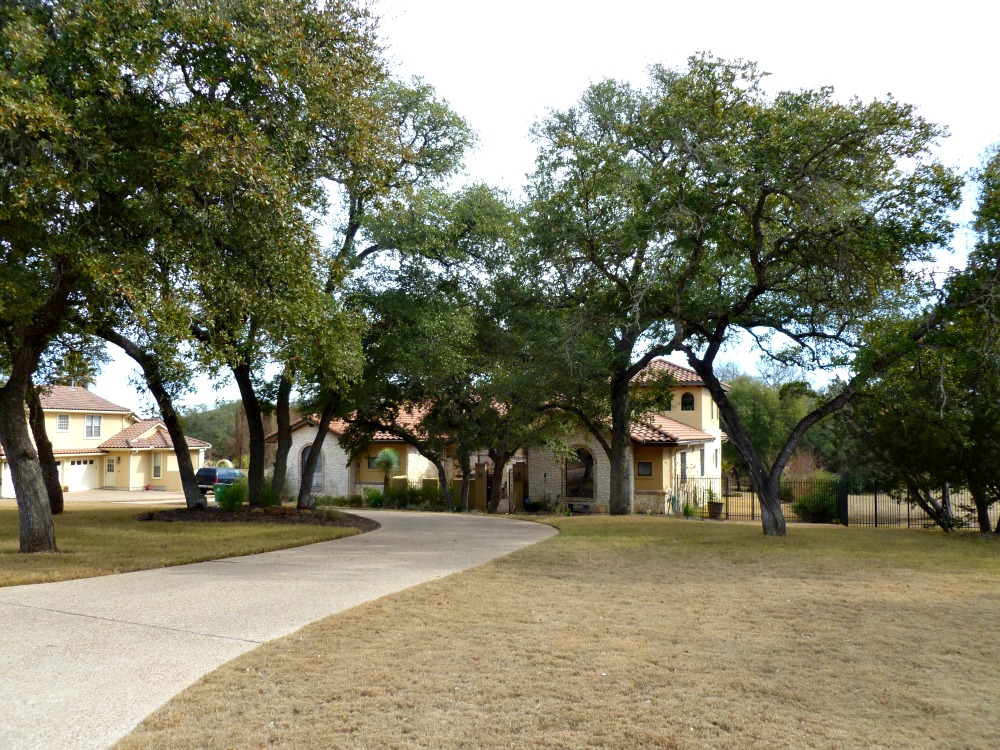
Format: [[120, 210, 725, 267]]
[[118, 516, 1000, 750]]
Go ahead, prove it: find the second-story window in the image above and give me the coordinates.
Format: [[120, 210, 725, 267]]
[[85, 415, 102, 438], [57, 414, 69, 431], [681, 393, 695, 411]]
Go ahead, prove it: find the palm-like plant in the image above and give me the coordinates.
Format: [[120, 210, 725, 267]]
[[373, 448, 401, 493]]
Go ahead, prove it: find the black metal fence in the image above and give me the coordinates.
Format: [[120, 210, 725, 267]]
[[657, 476, 998, 530]]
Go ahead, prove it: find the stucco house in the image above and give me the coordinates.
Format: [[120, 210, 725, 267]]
[[526, 360, 726, 513], [268, 406, 440, 499], [0, 386, 210, 498]]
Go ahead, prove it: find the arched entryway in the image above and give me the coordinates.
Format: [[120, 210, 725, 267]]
[[565, 447, 594, 499], [301, 445, 324, 492]]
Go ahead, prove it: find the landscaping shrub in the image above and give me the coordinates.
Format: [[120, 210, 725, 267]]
[[779, 481, 794, 504], [315, 507, 345, 522], [523, 498, 547, 513], [362, 487, 383, 507], [792, 485, 839, 523], [217, 478, 248, 510], [257, 483, 283, 508]]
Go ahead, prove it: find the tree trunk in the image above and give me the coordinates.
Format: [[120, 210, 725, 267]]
[[0, 379, 57, 552], [487, 448, 513, 514], [232, 362, 266, 505], [460, 468, 472, 511], [968, 483, 992, 533], [758, 474, 788, 536], [98, 328, 206, 509], [457, 448, 471, 511], [270, 372, 293, 498], [432, 456, 454, 511], [904, 478, 954, 532], [298, 396, 339, 509], [608, 374, 634, 515], [26, 380, 64, 515], [0, 263, 75, 550]]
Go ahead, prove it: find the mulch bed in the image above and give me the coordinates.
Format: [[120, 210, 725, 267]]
[[139, 506, 380, 533]]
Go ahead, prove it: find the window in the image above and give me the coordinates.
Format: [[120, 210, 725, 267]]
[[367, 456, 379, 470], [680, 451, 687, 482], [57, 414, 69, 432], [637, 461, 653, 477], [714, 449, 719, 468], [565, 448, 594, 498], [106, 459, 115, 474], [711, 401, 715, 419], [85, 415, 102, 438], [700, 448, 706, 477], [665, 396, 672, 411], [681, 393, 695, 411], [152, 452, 162, 479], [303, 446, 324, 491]]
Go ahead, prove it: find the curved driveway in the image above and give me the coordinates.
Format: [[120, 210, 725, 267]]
[[0, 510, 556, 750]]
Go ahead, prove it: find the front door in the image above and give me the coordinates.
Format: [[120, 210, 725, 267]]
[[105, 458, 116, 488]]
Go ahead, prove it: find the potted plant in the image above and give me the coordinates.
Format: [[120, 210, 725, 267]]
[[706, 488, 724, 519]]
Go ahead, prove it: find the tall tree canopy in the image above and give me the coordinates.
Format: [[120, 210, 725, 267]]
[[526, 54, 961, 533], [0, 0, 389, 546]]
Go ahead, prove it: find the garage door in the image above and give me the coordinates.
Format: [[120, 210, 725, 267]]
[[65, 459, 99, 492]]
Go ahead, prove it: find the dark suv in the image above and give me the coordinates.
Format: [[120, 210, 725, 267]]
[[195, 467, 244, 494]]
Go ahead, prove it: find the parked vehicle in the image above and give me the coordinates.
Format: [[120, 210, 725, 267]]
[[195, 467, 244, 494]]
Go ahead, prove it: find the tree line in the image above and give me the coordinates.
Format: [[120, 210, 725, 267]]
[[2, 1, 997, 552]]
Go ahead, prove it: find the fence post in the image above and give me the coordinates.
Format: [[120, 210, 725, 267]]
[[836, 478, 849, 527], [874, 488, 879, 528]]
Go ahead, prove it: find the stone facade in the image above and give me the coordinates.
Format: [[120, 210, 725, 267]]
[[526, 431, 613, 511], [285, 423, 353, 498]]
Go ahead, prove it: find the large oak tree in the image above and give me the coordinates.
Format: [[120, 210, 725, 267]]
[[526, 55, 961, 533]]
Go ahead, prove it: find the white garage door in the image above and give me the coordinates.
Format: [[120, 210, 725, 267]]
[[65, 458, 99, 492]]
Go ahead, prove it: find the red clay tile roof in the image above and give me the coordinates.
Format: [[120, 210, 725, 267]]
[[631, 413, 717, 445], [51, 448, 105, 456], [37, 385, 133, 413], [99, 420, 211, 450], [635, 359, 730, 390], [269, 405, 429, 443]]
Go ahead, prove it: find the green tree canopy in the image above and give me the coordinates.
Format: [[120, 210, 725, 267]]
[[525, 54, 961, 534]]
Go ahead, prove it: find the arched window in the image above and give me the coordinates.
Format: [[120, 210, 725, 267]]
[[301, 446, 324, 491], [681, 393, 695, 411], [565, 447, 594, 498]]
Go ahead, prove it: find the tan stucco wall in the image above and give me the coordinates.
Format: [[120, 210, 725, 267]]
[[633, 445, 666, 492], [356, 443, 406, 485], [45, 411, 134, 452]]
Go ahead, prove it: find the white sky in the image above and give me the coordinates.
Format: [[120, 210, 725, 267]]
[[95, 0, 1000, 414]]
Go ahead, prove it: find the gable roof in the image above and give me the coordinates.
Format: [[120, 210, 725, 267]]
[[630, 413, 717, 446], [38, 385, 133, 413], [99, 420, 211, 450]]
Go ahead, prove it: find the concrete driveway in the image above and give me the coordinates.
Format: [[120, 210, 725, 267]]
[[0, 510, 556, 750]]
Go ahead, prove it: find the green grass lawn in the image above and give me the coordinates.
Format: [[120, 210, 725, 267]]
[[0, 502, 358, 587]]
